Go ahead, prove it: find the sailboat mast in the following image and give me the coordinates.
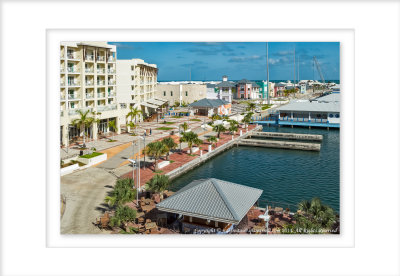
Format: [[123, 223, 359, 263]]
[[266, 42, 270, 105]]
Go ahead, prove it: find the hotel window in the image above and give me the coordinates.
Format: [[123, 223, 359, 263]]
[[185, 91, 188, 96], [163, 91, 166, 96], [170, 91, 173, 96]]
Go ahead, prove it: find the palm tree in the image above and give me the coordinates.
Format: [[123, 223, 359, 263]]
[[144, 141, 168, 170], [207, 136, 218, 148], [126, 106, 142, 123], [228, 124, 238, 135], [242, 112, 254, 129], [247, 102, 256, 112], [179, 131, 203, 154], [161, 137, 178, 160], [180, 122, 189, 132], [212, 124, 226, 138], [107, 119, 118, 141], [211, 114, 221, 123], [71, 109, 97, 147], [104, 178, 136, 207], [126, 121, 136, 135], [109, 206, 137, 228], [145, 174, 170, 200]]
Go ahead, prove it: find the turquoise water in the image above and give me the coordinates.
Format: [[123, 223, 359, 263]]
[[170, 126, 340, 213]]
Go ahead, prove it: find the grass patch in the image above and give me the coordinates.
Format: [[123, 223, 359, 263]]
[[80, 152, 104, 159], [261, 104, 273, 110], [154, 170, 164, 174], [156, 127, 174, 131], [107, 139, 117, 142], [172, 115, 182, 118], [61, 160, 85, 168], [188, 154, 197, 157], [169, 160, 175, 163], [162, 121, 175, 125], [190, 119, 201, 122]]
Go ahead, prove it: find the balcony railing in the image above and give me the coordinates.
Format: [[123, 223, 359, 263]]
[[97, 68, 105, 74], [60, 95, 66, 101], [108, 80, 116, 85], [108, 56, 115, 62], [85, 93, 94, 99], [97, 56, 105, 62], [67, 53, 78, 59], [68, 81, 81, 86], [85, 55, 94, 61], [107, 68, 115, 74], [67, 67, 80, 73], [60, 67, 65, 73], [68, 94, 78, 100], [108, 92, 116, 97], [60, 81, 66, 87], [97, 80, 105, 86], [85, 68, 94, 73], [97, 104, 117, 112], [85, 81, 94, 86], [68, 107, 92, 116], [61, 111, 64, 117], [97, 93, 106, 98]]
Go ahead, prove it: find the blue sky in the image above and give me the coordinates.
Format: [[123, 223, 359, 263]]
[[108, 42, 340, 81]]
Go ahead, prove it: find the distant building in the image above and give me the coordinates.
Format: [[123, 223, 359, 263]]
[[206, 83, 218, 99], [256, 81, 276, 98], [188, 98, 231, 116], [156, 178, 263, 234], [276, 93, 340, 124], [274, 83, 286, 97], [215, 75, 235, 102], [235, 79, 260, 99], [156, 83, 206, 106]]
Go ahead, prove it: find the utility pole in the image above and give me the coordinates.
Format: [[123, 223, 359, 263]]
[[293, 45, 296, 89]]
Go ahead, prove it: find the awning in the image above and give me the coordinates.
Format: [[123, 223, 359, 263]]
[[147, 98, 168, 106], [141, 102, 159, 109]]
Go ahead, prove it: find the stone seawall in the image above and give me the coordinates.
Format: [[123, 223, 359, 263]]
[[249, 132, 323, 141], [239, 139, 321, 151]]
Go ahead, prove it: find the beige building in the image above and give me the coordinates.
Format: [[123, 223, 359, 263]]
[[156, 83, 207, 106], [60, 41, 126, 147], [117, 59, 162, 121]]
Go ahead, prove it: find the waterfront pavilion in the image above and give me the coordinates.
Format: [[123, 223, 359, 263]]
[[156, 178, 263, 234]]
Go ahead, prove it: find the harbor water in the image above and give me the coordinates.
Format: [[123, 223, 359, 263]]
[[170, 126, 340, 213]]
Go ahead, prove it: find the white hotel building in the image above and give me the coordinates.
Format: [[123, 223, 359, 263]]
[[116, 59, 164, 120], [60, 42, 126, 147]]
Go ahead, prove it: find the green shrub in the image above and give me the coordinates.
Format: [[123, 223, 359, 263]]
[[80, 152, 104, 158]]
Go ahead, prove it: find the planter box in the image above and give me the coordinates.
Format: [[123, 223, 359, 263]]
[[61, 163, 79, 176], [158, 161, 170, 169], [77, 153, 107, 166]]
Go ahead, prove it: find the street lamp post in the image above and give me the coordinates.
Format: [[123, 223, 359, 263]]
[[128, 159, 137, 206], [142, 133, 146, 170], [178, 125, 182, 152]]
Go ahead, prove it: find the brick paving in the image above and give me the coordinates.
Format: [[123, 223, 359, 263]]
[[121, 124, 257, 189]]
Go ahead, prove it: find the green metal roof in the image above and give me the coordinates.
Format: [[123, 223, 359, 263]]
[[156, 178, 263, 224], [188, 98, 229, 108]]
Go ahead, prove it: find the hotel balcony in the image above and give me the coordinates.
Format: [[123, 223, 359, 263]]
[[97, 80, 105, 86], [68, 94, 80, 100], [60, 81, 66, 87], [67, 67, 80, 74], [60, 95, 66, 101], [108, 56, 115, 62], [107, 68, 115, 74], [97, 93, 106, 98], [85, 93, 94, 99], [97, 68, 105, 74], [68, 81, 81, 87], [108, 92, 116, 97], [85, 68, 94, 74], [60, 67, 65, 74], [61, 110, 64, 117], [108, 80, 116, 86], [85, 55, 94, 62], [96, 56, 105, 62], [97, 104, 117, 112], [67, 53, 79, 60], [68, 107, 92, 116], [85, 81, 94, 86]]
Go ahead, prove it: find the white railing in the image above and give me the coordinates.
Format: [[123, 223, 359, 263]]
[[97, 104, 117, 112], [97, 80, 105, 86], [68, 107, 92, 116], [60, 81, 66, 86], [85, 68, 94, 73], [108, 80, 116, 85], [67, 67, 80, 73], [67, 53, 77, 59], [60, 67, 65, 73], [108, 92, 116, 97], [68, 94, 78, 100], [68, 81, 81, 86], [86, 93, 94, 99], [85, 81, 93, 86], [97, 56, 105, 62], [107, 68, 115, 74], [97, 68, 105, 74], [85, 55, 94, 61], [97, 93, 105, 98], [108, 56, 115, 62], [60, 95, 65, 100]]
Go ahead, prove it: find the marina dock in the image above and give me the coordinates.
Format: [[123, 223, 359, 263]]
[[238, 138, 321, 151], [248, 131, 323, 141]]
